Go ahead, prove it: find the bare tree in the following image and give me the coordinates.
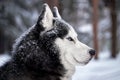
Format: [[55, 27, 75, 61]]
[[109, 0, 117, 58], [92, 0, 99, 59]]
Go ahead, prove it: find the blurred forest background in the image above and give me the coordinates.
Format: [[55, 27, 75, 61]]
[[0, 0, 120, 59]]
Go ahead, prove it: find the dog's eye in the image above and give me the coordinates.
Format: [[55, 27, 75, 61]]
[[67, 37, 74, 41]]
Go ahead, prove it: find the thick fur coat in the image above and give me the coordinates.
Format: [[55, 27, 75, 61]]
[[0, 4, 95, 80]]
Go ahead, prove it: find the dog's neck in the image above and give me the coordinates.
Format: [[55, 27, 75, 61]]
[[61, 69, 75, 80], [60, 54, 75, 80], [61, 64, 75, 80]]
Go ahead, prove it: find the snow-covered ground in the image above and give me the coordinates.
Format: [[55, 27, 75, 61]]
[[0, 51, 120, 80], [73, 51, 120, 80]]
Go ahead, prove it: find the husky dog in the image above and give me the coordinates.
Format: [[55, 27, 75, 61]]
[[0, 4, 95, 80]]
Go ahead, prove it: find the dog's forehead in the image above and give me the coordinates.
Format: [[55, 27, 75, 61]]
[[54, 18, 77, 37], [60, 20, 77, 37]]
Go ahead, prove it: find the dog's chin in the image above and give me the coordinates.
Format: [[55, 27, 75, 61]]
[[73, 57, 91, 66]]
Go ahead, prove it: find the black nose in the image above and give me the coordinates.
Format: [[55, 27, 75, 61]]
[[89, 49, 96, 56]]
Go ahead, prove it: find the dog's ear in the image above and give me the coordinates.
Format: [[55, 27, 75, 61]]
[[37, 3, 53, 30], [53, 7, 61, 19]]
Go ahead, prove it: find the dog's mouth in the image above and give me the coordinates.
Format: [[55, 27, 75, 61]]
[[73, 57, 92, 65]]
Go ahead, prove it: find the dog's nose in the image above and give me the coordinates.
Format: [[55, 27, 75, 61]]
[[89, 49, 96, 56]]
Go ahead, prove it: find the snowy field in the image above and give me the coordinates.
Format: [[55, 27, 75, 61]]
[[0, 51, 120, 80]]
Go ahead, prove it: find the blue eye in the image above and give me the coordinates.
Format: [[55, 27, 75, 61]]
[[67, 37, 74, 41]]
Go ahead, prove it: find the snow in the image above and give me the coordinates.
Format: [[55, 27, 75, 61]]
[[0, 54, 11, 67], [78, 24, 93, 34], [72, 51, 120, 80], [0, 51, 120, 80]]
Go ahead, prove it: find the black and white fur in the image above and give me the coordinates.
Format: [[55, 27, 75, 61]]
[[0, 4, 95, 80]]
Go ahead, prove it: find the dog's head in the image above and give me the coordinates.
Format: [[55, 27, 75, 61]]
[[37, 4, 95, 67]]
